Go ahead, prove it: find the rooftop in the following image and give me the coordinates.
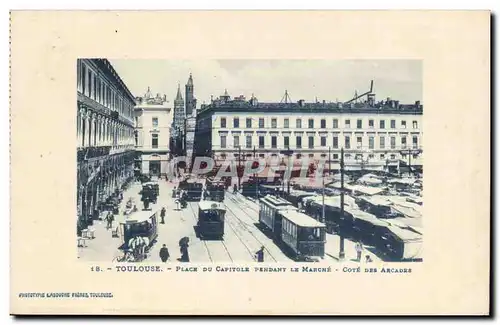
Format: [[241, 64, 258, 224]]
[[279, 210, 326, 228], [198, 86, 423, 116]]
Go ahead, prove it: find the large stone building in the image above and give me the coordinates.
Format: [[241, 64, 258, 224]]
[[185, 73, 197, 116], [171, 84, 185, 157], [184, 74, 198, 168], [194, 89, 423, 173], [77, 59, 136, 233], [170, 73, 198, 168], [134, 88, 172, 176]]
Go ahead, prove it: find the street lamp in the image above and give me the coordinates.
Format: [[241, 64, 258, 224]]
[[280, 146, 294, 194]]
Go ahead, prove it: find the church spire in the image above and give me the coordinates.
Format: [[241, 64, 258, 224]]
[[175, 83, 183, 101], [187, 73, 193, 86]]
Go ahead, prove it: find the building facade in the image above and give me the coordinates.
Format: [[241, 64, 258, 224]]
[[194, 91, 423, 173], [76, 59, 136, 233], [134, 88, 172, 176]]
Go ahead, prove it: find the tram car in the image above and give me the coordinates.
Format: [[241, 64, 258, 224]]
[[205, 177, 225, 202], [284, 190, 316, 209], [348, 208, 390, 247], [242, 176, 280, 197], [355, 196, 401, 219], [197, 201, 226, 239], [258, 195, 298, 239], [277, 209, 327, 262], [179, 178, 203, 201], [119, 209, 159, 250], [140, 182, 159, 205]]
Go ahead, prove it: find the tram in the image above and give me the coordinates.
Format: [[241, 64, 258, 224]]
[[258, 195, 298, 239], [119, 209, 159, 253], [278, 209, 327, 262], [197, 201, 226, 239], [205, 177, 225, 202], [284, 190, 316, 209], [179, 178, 203, 201]]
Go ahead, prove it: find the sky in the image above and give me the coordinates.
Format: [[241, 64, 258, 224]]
[[109, 59, 422, 108]]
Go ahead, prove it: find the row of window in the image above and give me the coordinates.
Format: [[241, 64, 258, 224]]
[[218, 152, 419, 161], [77, 60, 134, 120], [220, 134, 419, 150], [219, 117, 419, 130]]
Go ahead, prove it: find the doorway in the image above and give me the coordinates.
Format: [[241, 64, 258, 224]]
[[149, 161, 161, 176]]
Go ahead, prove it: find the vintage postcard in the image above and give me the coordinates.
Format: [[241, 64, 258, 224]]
[[10, 11, 490, 315]]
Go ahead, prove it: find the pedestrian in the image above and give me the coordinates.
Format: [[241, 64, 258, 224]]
[[255, 246, 265, 262], [160, 207, 166, 224], [159, 244, 170, 262], [105, 211, 112, 229], [142, 236, 150, 260], [355, 241, 363, 262], [180, 243, 190, 262]]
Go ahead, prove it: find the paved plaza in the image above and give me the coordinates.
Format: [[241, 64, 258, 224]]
[[78, 177, 381, 263]]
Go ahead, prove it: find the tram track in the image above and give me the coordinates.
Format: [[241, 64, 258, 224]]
[[224, 194, 278, 262], [221, 206, 261, 262]]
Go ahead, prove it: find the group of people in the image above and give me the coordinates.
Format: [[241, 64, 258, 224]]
[[158, 240, 190, 262], [172, 187, 188, 210], [127, 236, 151, 261]]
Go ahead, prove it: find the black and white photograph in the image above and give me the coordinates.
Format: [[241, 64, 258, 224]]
[[76, 59, 424, 264]]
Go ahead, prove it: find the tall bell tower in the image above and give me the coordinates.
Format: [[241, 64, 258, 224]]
[[185, 73, 196, 116]]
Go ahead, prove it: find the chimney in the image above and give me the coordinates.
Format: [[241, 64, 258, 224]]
[[394, 100, 399, 108], [415, 100, 421, 107], [298, 99, 305, 107], [322, 100, 326, 104]]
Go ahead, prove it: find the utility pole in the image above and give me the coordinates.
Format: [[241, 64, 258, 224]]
[[280, 146, 293, 195], [339, 147, 345, 260], [328, 146, 332, 177], [238, 146, 242, 189], [322, 172, 326, 223], [408, 149, 412, 177], [253, 146, 258, 199]]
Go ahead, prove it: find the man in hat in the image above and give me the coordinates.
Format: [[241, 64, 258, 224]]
[[255, 246, 265, 262], [159, 244, 170, 262], [160, 207, 166, 224]]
